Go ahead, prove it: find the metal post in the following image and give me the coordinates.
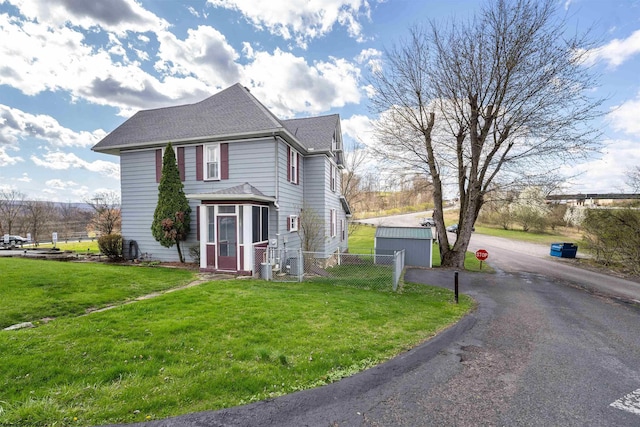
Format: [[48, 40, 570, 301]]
[[454, 270, 459, 304]]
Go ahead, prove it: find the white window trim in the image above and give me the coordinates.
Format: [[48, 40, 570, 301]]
[[330, 209, 337, 238], [205, 143, 220, 181], [289, 215, 299, 232], [330, 162, 337, 192], [290, 148, 299, 184]]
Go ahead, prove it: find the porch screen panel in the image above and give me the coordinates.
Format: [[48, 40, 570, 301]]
[[207, 206, 215, 242]]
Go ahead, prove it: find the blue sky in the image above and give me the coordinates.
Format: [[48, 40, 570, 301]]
[[0, 0, 639, 202]]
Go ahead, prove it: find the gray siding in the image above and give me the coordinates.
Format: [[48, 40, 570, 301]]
[[276, 140, 303, 249], [119, 136, 348, 263], [120, 138, 278, 262], [302, 154, 348, 254], [120, 149, 197, 262], [375, 237, 432, 268]]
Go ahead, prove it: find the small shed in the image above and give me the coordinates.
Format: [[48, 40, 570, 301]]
[[375, 226, 434, 268]]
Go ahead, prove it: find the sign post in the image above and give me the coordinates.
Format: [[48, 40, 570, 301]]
[[475, 249, 489, 270]]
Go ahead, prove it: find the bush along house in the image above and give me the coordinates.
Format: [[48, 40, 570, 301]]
[[92, 83, 351, 275]]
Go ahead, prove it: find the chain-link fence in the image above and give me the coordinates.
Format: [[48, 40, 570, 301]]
[[255, 247, 405, 291]]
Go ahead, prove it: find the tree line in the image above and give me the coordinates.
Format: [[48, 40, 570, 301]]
[[0, 189, 121, 244]]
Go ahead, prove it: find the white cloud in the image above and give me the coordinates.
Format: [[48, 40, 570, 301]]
[[0, 13, 211, 115], [16, 173, 30, 182], [584, 29, 640, 68], [341, 113, 375, 144], [155, 26, 241, 87], [355, 47, 382, 73], [568, 138, 640, 192], [45, 179, 78, 190], [243, 48, 362, 117], [0, 145, 23, 165], [30, 151, 120, 180], [5, 0, 169, 34], [187, 6, 200, 18], [207, 0, 372, 48], [0, 104, 106, 148], [608, 93, 640, 135]]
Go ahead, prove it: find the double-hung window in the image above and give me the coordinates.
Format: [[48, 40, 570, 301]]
[[330, 163, 337, 192], [330, 209, 337, 238], [289, 148, 299, 184], [205, 143, 220, 180]]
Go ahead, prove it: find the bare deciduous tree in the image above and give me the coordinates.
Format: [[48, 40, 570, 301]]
[[297, 204, 324, 252], [341, 138, 369, 214], [370, 0, 603, 268], [86, 191, 122, 236], [625, 166, 640, 193], [24, 200, 55, 243], [0, 189, 26, 235]]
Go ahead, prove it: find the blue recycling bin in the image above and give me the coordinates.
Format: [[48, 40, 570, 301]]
[[550, 243, 577, 258]]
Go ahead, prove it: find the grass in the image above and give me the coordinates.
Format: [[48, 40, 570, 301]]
[[473, 225, 583, 245], [32, 240, 100, 253], [0, 268, 473, 426], [0, 258, 195, 329]]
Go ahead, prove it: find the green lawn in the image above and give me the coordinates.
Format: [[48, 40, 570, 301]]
[[474, 225, 582, 245], [30, 240, 101, 254], [0, 263, 473, 426], [0, 258, 194, 329]]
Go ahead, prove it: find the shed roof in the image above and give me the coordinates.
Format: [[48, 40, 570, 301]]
[[375, 226, 433, 240]]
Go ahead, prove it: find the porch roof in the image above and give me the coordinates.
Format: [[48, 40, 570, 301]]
[[186, 182, 276, 204]]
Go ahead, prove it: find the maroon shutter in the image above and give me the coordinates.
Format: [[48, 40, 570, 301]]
[[155, 149, 162, 183], [196, 206, 200, 241], [287, 216, 290, 231], [221, 143, 229, 180], [196, 145, 203, 181], [296, 152, 300, 185], [177, 147, 185, 181], [287, 146, 291, 182]]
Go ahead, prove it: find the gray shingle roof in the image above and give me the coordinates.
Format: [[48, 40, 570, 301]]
[[92, 83, 340, 155], [282, 114, 339, 151], [186, 183, 276, 203]]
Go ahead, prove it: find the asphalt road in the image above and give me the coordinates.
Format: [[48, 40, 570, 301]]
[[108, 216, 640, 426]]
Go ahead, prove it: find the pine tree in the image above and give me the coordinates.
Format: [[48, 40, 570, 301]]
[[151, 143, 191, 263]]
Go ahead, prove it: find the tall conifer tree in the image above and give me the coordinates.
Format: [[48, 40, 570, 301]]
[[152, 142, 191, 263]]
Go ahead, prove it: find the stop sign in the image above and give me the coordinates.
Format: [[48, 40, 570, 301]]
[[475, 249, 489, 261]]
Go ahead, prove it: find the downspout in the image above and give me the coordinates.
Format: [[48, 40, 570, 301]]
[[273, 134, 280, 248]]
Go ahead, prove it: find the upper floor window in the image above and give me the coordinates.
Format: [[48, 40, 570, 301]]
[[205, 143, 220, 180], [289, 147, 299, 184], [330, 163, 337, 192]]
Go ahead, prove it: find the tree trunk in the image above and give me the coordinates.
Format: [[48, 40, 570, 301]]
[[176, 241, 185, 263]]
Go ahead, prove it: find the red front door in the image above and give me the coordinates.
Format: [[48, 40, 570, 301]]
[[217, 216, 237, 270]]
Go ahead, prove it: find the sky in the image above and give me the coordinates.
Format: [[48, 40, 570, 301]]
[[0, 0, 639, 203]]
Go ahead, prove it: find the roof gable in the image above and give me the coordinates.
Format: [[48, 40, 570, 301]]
[[282, 114, 339, 152], [93, 84, 285, 152], [92, 83, 341, 155]]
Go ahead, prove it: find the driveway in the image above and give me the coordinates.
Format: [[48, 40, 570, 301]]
[[113, 227, 640, 426]]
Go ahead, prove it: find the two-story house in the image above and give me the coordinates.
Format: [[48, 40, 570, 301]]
[[92, 83, 351, 274]]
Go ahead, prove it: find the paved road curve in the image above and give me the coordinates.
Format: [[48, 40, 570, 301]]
[[110, 218, 640, 427]]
